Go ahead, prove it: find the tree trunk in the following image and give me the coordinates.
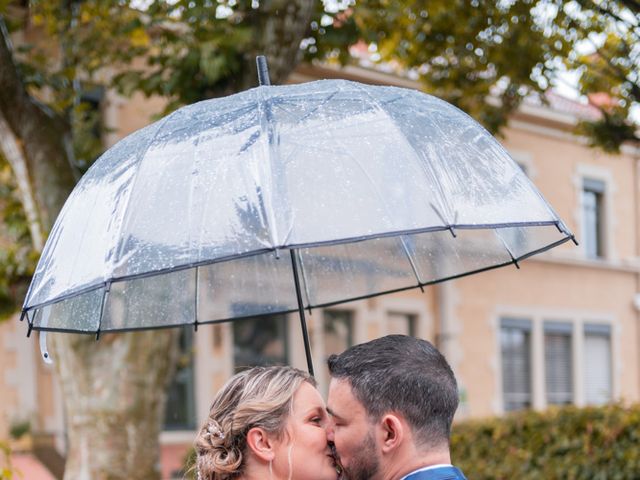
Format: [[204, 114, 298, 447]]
[[1, 2, 316, 475], [1, 16, 179, 480], [236, 0, 316, 92], [52, 330, 179, 480]]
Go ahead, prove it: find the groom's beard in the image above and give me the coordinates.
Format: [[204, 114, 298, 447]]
[[342, 431, 379, 480]]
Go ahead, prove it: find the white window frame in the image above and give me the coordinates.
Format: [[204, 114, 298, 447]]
[[493, 307, 618, 414], [310, 302, 366, 395], [583, 323, 613, 405], [499, 317, 534, 412], [573, 164, 616, 261], [543, 321, 574, 406]]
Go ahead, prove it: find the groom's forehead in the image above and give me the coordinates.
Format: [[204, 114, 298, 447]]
[[327, 378, 365, 416]]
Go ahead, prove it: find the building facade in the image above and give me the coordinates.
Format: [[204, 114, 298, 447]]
[[1, 62, 639, 478]]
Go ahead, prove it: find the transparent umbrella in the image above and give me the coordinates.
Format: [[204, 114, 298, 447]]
[[21, 58, 575, 374]]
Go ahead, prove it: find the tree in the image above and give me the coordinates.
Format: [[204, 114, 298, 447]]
[[0, 1, 316, 478], [309, 0, 639, 152], [0, 0, 637, 478], [568, 0, 640, 151]]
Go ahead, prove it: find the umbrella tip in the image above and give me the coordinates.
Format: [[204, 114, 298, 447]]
[[256, 55, 271, 86]]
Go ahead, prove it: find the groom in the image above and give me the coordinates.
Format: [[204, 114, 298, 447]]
[[326, 334, 466, 480]]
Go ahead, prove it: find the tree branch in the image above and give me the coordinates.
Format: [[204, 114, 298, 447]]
[[0, 112, 44, 251], [578, 0, 639, 28], [0, 15, 77, 230]]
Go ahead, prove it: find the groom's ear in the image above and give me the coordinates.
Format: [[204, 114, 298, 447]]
[[246, 427, 276, 462], [378, 413, 404, 453]]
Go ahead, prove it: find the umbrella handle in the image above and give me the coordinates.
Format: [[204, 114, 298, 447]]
[[40, 331, 52, 364], [39, 307, 53, 364]]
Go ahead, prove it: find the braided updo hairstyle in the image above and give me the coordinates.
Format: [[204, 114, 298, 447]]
[[194, 366, 315, 480]]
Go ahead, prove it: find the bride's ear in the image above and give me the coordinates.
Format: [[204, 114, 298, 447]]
[[246, 427, 276, 462]]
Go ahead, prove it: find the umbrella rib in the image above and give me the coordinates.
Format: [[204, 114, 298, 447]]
[[194, 266, 199, 331], [272, 91, 339, 125], [494, 228, 521, 269], [96, 282, 110, 340], [399, 235, 425, 291], [255, 87, 279, 248], [295, 249, 314, 314]]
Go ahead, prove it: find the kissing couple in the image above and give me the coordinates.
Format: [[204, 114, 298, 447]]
[[193, 334, 467, 480]]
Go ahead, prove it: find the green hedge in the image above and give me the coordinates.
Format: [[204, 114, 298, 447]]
[[451, 404, 640, 479]]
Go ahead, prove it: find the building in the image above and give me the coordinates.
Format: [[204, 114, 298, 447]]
[[1, 61, 639, 479]]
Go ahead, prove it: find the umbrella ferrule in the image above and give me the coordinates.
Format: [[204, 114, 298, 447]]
[[256, 55, 271, 86]]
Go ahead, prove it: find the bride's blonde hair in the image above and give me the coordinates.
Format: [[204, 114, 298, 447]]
[[194, 365, 315, 480]]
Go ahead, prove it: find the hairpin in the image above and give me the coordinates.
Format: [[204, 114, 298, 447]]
[[206, 419, 225, 440]]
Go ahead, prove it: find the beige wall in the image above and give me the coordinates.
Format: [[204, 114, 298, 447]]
[[0, 319, 19, 439], [453, 260, 639, 417], [502, 121, 639, 262], [0, 317, 64, 450]]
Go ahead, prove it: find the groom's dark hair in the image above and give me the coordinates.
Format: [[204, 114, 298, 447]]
[[327, 334, 458, 449]]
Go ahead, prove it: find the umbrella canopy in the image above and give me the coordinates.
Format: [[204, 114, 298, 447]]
[[21, 75, 575, 371]]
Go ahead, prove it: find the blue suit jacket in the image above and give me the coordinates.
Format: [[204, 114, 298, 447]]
[[404, 466, 467, 480]]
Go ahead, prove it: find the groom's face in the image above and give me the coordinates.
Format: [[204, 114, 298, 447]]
[[326, 378, 380, 480]]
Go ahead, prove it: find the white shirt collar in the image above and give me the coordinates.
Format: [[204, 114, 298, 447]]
[[399, 464, 454, 480]]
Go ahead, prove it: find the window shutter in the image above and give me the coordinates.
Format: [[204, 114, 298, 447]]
[[500, 318, 532, 411], [584, 326, 612, 405], [387, 312, 416, 336], [544, 322, 573, 405]]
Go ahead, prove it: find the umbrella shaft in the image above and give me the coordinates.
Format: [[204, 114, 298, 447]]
[[290, 249, 314, 376]]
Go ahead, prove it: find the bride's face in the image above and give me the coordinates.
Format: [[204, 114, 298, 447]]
[[272, 382, 338, 480]]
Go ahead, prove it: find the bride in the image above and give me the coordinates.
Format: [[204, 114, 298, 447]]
[[194, 366, 341, 480]]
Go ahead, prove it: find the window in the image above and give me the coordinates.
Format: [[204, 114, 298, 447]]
[[387, 312, 416, 336], [233, 313, 288, 372], [74, 86, 105, 171], [582, 178, 605, 258], [323, 310, 353, 357], [584, 324, 612, 405], [500, 318, 532, 411], [164, 327, 196, 430], [544, 322, 573, 405]]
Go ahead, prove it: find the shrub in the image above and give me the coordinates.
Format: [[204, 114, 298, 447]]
[[0, 441, 16, 480], [451, 403, 640, 479]]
